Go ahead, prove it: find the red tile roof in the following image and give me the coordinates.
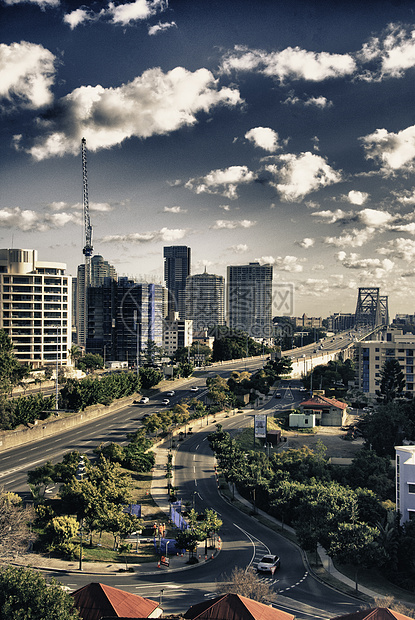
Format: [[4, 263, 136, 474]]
[[331, 608, 413, 620], [300, 395, 348, 410], [183, 593, 294, 620], [71, 582, 159, 620]]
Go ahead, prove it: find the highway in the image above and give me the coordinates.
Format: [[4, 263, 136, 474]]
[[0, 348, 364, 617]]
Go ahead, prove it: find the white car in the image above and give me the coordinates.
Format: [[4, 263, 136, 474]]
[[257, 554, 280, 572], [139, 397, 149, 404], [166, 391, 175, 397], [190, 386, 199, 392], [161, 398, 170, 405], [299, 386, 307, 392]]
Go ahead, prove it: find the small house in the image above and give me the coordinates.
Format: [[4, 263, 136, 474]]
[[299, 394, 348, 427]]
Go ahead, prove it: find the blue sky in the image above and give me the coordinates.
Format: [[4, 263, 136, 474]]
[[2, 0, 415, 318]]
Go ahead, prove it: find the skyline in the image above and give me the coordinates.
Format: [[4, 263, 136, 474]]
[[3, 1, 415, 318]]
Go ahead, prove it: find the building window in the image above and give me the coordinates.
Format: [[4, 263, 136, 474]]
[[408, 483, 415, 494]]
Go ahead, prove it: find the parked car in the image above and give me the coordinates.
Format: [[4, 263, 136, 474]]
[[162, 398, 170, 405], [166, 391, 175, 397], [257, 554, 280, 573]]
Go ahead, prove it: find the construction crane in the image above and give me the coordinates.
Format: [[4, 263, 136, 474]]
[[78, 137, 93, 348], [81, 137, 93, 263]]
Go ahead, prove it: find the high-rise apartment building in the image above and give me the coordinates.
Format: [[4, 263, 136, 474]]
[[163, 310, 193, 357], [0, 249, 71, 368], [163, 246, 191, 318], [354, 328, 415, 397], [185, 270, 225, 332], [227, 262, 273, 338], [86, 278, 168, 364]]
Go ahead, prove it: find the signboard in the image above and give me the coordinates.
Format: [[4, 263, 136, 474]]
[[160, 555, 170, 566], [254, 414, 267, 439]]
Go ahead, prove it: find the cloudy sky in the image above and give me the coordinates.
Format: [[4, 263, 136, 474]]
[[3, 0, 415, 318]]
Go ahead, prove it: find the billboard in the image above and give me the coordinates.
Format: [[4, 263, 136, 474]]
[[254, 414, 267, 439]]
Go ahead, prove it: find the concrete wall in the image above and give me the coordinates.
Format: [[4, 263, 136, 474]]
[[0, 394, 138, 452]]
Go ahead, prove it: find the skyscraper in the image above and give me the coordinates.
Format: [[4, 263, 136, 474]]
[[163, 246, 191, 318], [227, 262, 273, 338], [0, 248, 71, 368], [185, 270, 225, 332]]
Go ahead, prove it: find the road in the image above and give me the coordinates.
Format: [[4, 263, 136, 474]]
[[0, 354, 364, 618]]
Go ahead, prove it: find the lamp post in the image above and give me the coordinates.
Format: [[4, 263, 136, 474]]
[[76, 455, 86, 571]]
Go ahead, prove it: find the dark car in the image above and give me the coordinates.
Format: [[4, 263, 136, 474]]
[[275, 392, 282, 399]]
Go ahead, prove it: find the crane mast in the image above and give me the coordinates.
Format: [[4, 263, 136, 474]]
[[78, 137, 93, 348]]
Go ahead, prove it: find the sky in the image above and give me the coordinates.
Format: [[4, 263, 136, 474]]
[[3, 0, 415, 319]]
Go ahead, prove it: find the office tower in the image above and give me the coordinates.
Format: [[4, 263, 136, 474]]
[[227, 262, 273, 338], [86, 278, 168, 364], [0, 248, 71, 368], [185, 270, 225, 331], [163, 245, 191, 318]]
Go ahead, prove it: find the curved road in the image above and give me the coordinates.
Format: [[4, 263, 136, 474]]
[[0, 356, 364, 618]]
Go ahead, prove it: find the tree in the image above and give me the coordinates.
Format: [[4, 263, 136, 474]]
[[76, 353, 104, 373], [328, 521, 381, 591], [142, 339, 164, 367], [0, 489, 35, 558], [217, 567, 274, 603], [0, 330, 29, 395], [139, 366, 163, 389], [0, 566, 80, 620], [377, 358, 405, 403]]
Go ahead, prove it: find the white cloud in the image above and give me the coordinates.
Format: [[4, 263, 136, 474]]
[[148, 21, 177, 36], [0, 41, 56, 110], [377, 237, 415, 262], [245, 127, 280, 152], [212, 219, 256, 230], [347, 190, 369, 205], [3, 0, 59, 7], [324, 228, 374, 248], [392, 222, 415, 235], [101, 227, 187, 244], [17, 66, 242, 160], [359, 25, 415, 80], [0, 207, 79, 231], [63, 8, 95, 29], [256, 255, 304, 272], [107, 0, 167, 26], [229, 243, 248, 253], [304, 95, 333, 108], [358, 208, 392, 228], [296, 237, 315, 249], [283, 92, 332, 108], [186, 165, 254, 200], [336, 251, 394, 272], [395, 189, 415, 205], [219, 204, 231, 211], [48, 200, 112, 213], [221, 45, 356, 82], [267, 152, 342, 202], [163, 206, 187, 213], [311, 208, 351, 223], [361, 124, 415, 171]]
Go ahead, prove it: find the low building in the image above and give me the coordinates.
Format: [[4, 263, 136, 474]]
[[299, 395, 348, 426], [71, 582, 162, 619], [396, 445, 415, 525], [289, 411, 316, 428]]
